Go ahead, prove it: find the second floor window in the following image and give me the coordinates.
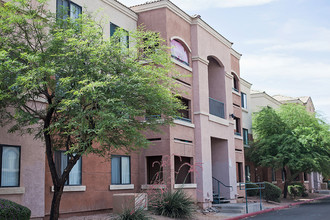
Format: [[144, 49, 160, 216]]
[[111, 155, 130, 185], [110, 22, 129, 48], [234, 117, 241, 136], [56, 0, 82, 20], [0, 145, 20, 187], [241, 92, 247, 109], [243, 128, 249, 145], [177, 97, 191, 122], [55, 151, 82, 185]]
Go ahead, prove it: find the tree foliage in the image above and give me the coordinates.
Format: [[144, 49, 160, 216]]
[[247, 104, 330, 180], [0, 0, 182, 219]]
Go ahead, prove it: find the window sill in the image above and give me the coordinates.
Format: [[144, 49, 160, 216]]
[[242, 108, 248, 113], [232, 89, 240, 96], [174, 183, 197, 189], [110, 184, 134, 190], [0, 187, 25, 195], [272, 181, 277, 184], [234, 134, 243, 140], [141, 184, 166, 190], [208, 115, 229, 126], [173, 119, 195, 128], [171, 58, 192, 72], [51, 185, 86, 192]]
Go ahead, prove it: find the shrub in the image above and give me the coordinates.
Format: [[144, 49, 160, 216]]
[[288, 185, 302, 199], [117, 208, 152, 220], [246, 182, 259, 196], [288, 182, 308, 198], [262, 182, 281, 202], [151, 189, 195, 219], [0, 199, 31, 220]]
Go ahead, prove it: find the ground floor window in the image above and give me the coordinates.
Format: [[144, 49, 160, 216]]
[[147, 156, 163, 184], [272, 168, 276, 182], [245, 165, 251, 182], [0, 145, 20, 187], [236, 162, 243, 183], [175, 156, 192, 184], [55, 151, 82, 185], [111, 155, 130, 185]]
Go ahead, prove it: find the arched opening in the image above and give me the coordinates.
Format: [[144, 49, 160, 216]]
[[208, 56, 226, 119], [170, 38, 190, 66], [232, 72, 239, 92]]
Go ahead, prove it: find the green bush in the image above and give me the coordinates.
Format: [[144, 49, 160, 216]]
[[262, 182, 281, 202], [288, 185, 302, 199], [117, 208, 151, 220], [0, 199, 31, 220], [151, 189, 195, 219], [246, 182, 259, 196], [288, 182, 308, 198]]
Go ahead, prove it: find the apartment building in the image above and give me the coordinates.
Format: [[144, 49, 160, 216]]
[[242, 88, 321, 192], [0, 0, 245, 217], [132, 0, 245, 208]]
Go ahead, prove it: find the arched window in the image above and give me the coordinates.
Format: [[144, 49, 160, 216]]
[[170, 39, 189, 66], [232, 73, 239, 92]]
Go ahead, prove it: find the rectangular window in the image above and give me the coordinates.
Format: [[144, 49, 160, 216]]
[[241, 92, 247, 109], [0, 145, 20, 187], [56, 0, 82, 20], [234, 118, 241, 136], [303, 172, 308, 181], [147, 156, 163, 184], [245, 165, 251, 182], [243, 128, 249, 145], [236, 162, 243, 183], [55, 151, 82, 185], [111, 155, 130, 185], [282, 169, 285, 181], [175, 156, 192, 184], [110, 22, 129, 48], [177, 97, 191, 122], [272, 168, 276, 182]]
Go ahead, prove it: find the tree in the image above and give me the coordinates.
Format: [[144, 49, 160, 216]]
[[246, 104, 330, 198], [0, 0, 182, 219]]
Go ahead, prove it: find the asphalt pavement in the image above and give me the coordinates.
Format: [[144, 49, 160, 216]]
[[246, 196, 330, 220]]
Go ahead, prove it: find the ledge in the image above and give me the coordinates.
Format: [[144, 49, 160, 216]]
[[174, 183, 197, 189], [171, 58, 192, 72], [141, 184, 166, 190], [209, 115, 229, 126], [234, 134, 243, 140], [110, 184, 134, 190], [232, 89, 240, 96], [51, 185, 86, 192], [173, 119, 195, 128], [0, 187, 25, 195], [242, 108, 248, 113]]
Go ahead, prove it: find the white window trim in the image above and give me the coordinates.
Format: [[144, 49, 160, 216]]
[[109, 184, 134, 190], [141, 184, 166, 190], [51, 185, 86, 192], [171, 58, 192, 72], [0, 187, 25, 195], [174, 183, 197, 189], [173, 119, 195, 128]]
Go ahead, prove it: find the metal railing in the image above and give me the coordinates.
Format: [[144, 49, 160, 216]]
[[209, 97, 225, 119], [239, 182, 265, 213], [212, 176, 233, 202]]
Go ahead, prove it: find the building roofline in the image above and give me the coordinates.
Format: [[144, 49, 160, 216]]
[[102, 0, 138, 21]]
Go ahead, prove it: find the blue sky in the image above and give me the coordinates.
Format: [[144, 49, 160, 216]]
[[119, 0, 330, 122]]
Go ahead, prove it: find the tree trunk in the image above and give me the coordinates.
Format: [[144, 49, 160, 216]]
[[50, 186, 64, 220], [283, 168, 288, 198]]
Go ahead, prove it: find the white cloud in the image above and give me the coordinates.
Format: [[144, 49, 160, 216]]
[[118, 0, 277, 11]]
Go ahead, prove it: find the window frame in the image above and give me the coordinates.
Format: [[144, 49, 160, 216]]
[[55, 151, 82, 186], [234, 117, 241, 136], [241, 92, 247, 109], [0, 145, 21, 188], [174, 156, 192, 184], [170, 39, 190, 66], [243, 128, 249, 145], [177, 96, 191, 123], [56, 0, 82, 20], [110, 22, 129, 48], [111, 155, 131, 185]]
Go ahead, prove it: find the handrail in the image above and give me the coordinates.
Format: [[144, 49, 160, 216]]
[[212, 176, 233, 189]]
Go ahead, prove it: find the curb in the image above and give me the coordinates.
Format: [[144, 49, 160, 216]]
[[226, 195, 330, 220]]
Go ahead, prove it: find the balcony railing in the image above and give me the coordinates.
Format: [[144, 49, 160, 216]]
[[209, 97, 225, 119]]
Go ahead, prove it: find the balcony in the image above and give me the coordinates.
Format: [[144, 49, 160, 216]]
[[209, 97, 225, 119]]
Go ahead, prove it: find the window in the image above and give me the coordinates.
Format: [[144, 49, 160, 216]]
[[245, 165, 251, 182], [0, 145, 20, 187], [243, 128, 249, 145], [241, 92, 247, 109], [177, 97, 191, 122], [110, 22, 129, 48], [171, 40, 189, 66], [175, 156, 192, 184], [272, 168, 276, 182], [234, 117, 241, 136], [147, 156, 163, 184], [236, 162, 243, 183], [304, 172, 308, 181], [282, 169, 286, 181], [111, 155, 130, 185], [55, 151, 82, 185], [232, 73, 239, 92], [56, 0, 82, 20]]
